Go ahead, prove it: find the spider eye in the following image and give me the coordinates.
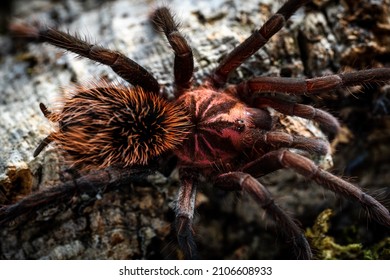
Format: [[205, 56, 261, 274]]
[[235, 119, 245, 132]]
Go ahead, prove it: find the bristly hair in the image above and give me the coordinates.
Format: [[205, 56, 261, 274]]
[[42, 82, 191, 169], [151, 6, 180, 34]]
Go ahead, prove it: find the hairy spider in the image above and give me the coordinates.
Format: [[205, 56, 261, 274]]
[[2, 0, 390, 259]]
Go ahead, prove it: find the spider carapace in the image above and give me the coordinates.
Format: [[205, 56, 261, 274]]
[[175, 87, 273, 167], [4, 0, 390, 259]]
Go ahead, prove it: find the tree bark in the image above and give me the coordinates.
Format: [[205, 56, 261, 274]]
[[0, 0, 389, 259]]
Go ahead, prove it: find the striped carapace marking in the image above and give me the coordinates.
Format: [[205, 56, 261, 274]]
[[175, 87, 254, 166]]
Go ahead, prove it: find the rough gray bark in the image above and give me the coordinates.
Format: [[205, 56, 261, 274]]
[[0, 0, 389, 259]]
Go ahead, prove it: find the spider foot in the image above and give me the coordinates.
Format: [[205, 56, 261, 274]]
[[214, 172, 313, 259], [175, 215, 198, 259]]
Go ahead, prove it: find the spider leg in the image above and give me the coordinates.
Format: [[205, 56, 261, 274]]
[[9, 23, 160, 94], [208, 0, 311, 87], [233, 68, 390, 96], [246, 130, 330, 155], [0, 167, 152, 226], [242, 150, 390, 227], [230, 68, 390, 137], [151, 7, 194, 95], [254, 96, 340, 138], [214, 171, 312, 259], [175, 168, 198, 259]]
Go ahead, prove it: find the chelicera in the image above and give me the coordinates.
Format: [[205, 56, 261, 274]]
[[3, 0, 390, 259]]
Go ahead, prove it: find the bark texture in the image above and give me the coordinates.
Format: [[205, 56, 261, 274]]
[[0, 0, 389, 259]]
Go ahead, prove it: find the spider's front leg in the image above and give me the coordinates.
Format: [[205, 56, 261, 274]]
[[229, 68, 390, 136], [230, 68, 390, 137], [214, 171, 312, 259], [242, 150, 390, 228], [175, 167, 199, 259], [234, 68, 390, 97], [246, 130, 330, 156], [209, 0, 311, 87]]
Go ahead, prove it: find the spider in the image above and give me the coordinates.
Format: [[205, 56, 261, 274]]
[[2, 0, 390, 259]]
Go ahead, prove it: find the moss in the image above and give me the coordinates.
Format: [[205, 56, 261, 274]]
[[306, 209, 362, 259], [306, 209, 390, 260], [363, 237, 390, 260]]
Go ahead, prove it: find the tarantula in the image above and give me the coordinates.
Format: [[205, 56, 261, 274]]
[[2, 0, 390, 259]]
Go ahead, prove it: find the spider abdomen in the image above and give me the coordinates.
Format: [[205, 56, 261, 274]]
[[46, 85, 190, 168]]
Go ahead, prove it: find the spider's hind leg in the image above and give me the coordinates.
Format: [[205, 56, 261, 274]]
[[10, 23, 160, 94], [0, 167, 151, 227]]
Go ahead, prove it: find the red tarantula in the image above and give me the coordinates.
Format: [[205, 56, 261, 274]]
[[3, 0, 390, 259]]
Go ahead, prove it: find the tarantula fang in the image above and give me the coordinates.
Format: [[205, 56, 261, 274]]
[[3, 0, 390, 259]]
